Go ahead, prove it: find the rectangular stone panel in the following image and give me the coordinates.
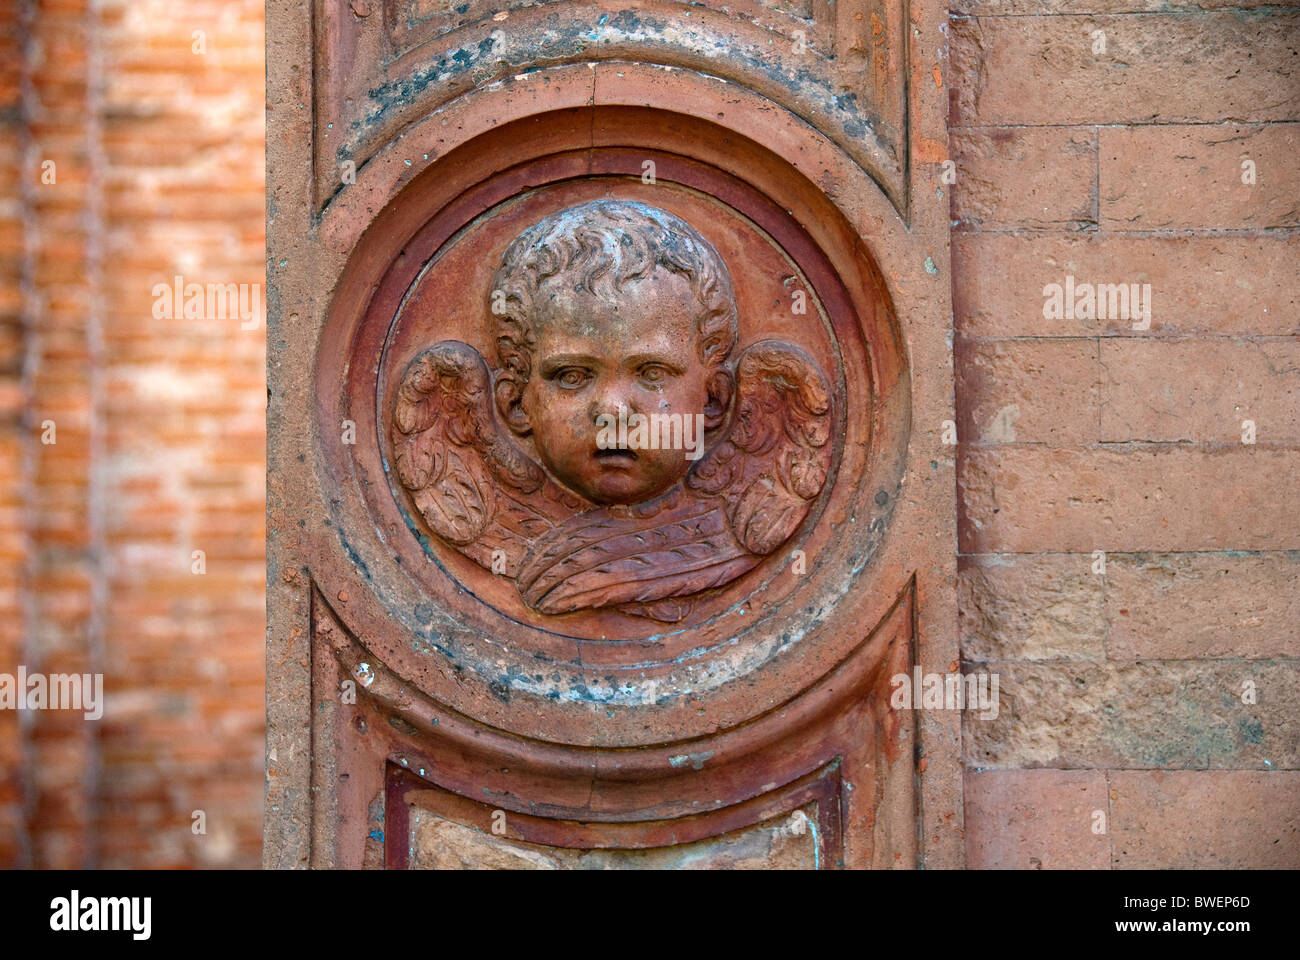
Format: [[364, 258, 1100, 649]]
[[957, 338, 1101, 444], [950, 13, 1300, 126], [409, 806, 822, 869], [963, 768, 1110, 869], [964, 660, 1299, 770], [1100, 339, 1300, 444], [1106, 552, 1300, 659], [959, 446, 1299, 553], [952, 234, 1300, 338], [1110, 770, 1300, 868], [950, 127, 1096, 230], [959, 554, 1106, 662], [1101, 124, 1300, 230]]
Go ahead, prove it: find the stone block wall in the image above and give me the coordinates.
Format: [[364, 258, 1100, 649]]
[[950, 0, 1300, 868]]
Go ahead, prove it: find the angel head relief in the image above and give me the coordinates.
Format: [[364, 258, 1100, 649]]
[[392, 198, 834, 624], [492, 200, 736, 505]]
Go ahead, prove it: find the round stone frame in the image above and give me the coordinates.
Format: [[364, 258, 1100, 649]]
[[312, 98, 911, 748]]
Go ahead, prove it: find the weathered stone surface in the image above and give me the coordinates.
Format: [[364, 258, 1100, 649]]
[[953, 233, 1300, 338], [960, 446, 1299, 553], [410, 805, 819, 870], [1100, 339, 1300, 443], [1111, 771, 1300, 868], [412, 817, 561, 870], [965, 660, 1299, 769], [265, 0, 959, 869], [951, 13, 1300, 125], [263, 0, 1299, 873], [957, 339, 1101, 444], [959, 554, 1106, 661], [964, 769, 1110, 869], [948, 0, 1300, 875], [1107, 553, 1300, 660], [950, 127, 1096, 230], [954, 0, 1298, 11], [1101, 124, 1300, 230]]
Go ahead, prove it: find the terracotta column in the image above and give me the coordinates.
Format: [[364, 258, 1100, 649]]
[[265, 0, 959, 869]]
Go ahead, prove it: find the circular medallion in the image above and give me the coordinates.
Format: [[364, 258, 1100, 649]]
[[315, 104, 909, 734]]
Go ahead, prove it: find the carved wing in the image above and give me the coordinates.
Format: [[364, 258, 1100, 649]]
[[689, 340, 833, 554], [391, 341, 580, 575], [516, 341, 832, 620]]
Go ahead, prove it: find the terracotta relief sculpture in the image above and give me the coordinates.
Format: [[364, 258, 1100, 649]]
[[391, 199, 832, 623]]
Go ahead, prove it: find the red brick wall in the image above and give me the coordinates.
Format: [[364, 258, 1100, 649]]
[[0, 0, 102, 869], [0, 0, 27, 869], [950, 1, 1300, 867], [0, 0, 265, 869]]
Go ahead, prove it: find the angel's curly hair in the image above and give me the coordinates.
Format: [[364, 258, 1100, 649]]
[[490, 199, 738, 425]]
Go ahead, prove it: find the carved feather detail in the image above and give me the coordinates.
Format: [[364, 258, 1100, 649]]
[[690, 340, 832, 555], [391, 341, 570, 559]]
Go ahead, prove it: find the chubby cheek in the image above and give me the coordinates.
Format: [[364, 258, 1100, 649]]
[[554, 394, 593, 446], [527, 390, 590, 457], [643, 449, 686, 483]]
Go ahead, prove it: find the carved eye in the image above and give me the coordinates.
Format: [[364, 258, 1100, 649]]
[[556, 368, 590, 389], [639, 364, 671, 386]]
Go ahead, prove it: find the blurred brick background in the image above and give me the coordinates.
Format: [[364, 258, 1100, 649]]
[[950, 2, 1299, 867], [0, 0, 264, 868], [0, 0, 1295, 869]]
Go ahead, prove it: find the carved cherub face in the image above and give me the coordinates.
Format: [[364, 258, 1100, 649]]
[[491, 200, 738, 506], [521, 271, 712, 505], [393, 199, 833, 623]]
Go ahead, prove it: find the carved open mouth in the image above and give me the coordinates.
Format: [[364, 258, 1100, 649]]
[[594, 448, 637, 463]]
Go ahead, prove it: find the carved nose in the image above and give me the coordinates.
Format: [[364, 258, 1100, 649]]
[[589, 378, 638, 422]]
